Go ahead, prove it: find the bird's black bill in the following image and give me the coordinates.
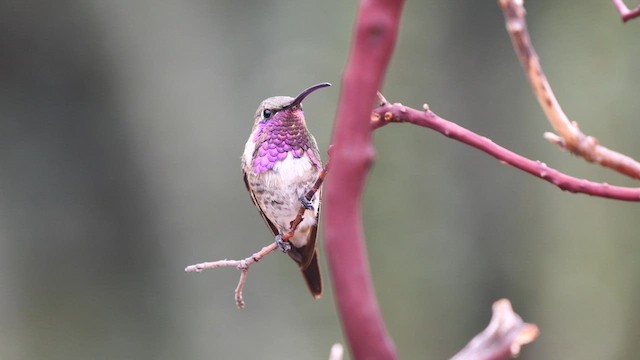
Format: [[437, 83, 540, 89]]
[[287, 82, 331, 109]]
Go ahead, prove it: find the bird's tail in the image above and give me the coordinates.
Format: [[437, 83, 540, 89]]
[[301, 250, 322, 299]]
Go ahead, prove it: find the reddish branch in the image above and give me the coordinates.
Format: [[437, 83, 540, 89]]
[[184, 161, 330, 309], [451, 299, 539, 360], [373, 101, 640, 201], [323, 0, 404, 359], [612, 0, 640, 22], [500, 0, 640, 180]]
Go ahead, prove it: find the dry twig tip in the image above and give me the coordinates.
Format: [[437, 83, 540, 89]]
[[451, 299, 538, 360], [501, 0, 640, 179]]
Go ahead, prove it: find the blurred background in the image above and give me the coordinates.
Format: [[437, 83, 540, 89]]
[[1, 0, 639, 359]]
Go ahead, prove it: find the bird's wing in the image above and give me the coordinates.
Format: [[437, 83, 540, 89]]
[[243, 170, 279, 237], [293, 210, 319, 269]]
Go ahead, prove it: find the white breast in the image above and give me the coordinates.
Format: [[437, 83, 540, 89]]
[[242, 136, 257, 172]]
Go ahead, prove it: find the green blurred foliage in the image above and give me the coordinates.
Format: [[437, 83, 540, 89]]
[[1, 0, 639, 359]]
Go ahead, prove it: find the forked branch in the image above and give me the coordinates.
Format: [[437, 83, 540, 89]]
[[185, 242, 277, 309], [611, 0, 640, 22], [373, 98, 640, 201], [500, 0, 640, 179], [185, 160, 330, 309]]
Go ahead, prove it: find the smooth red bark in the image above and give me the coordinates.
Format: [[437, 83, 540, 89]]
[[612, 0, 640, 22], [324, 0, 405, 359], [373, 104, 640, 202]]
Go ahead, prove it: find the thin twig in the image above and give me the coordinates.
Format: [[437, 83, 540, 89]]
[[611, 0, 640, 22], [234, 269, 249, 308], [500, 0, 640, 180], [373, 102, 640, 201], [185, 242, 277, 308], [451, 299, 539, 360], [185, 162, 330, 309]]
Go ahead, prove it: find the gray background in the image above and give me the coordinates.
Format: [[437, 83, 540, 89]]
[[1, 0, 639, 359]]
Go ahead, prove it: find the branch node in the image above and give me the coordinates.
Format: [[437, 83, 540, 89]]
[[238, 259, 248, 270], [570, 120, 579, 130], [422, 103, 430, 112], [506, 19, 524, 33], [384, 111, 393, 122], [543, 132, 564, 147], [376, 91, 388, 106], [537, 161, 549, 178]]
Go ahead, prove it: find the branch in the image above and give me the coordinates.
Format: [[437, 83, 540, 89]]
[[328, 343, 344, 360], [372, 100, 640, 201], [324, 0, 404, 359], [499, 0, 640, 180], [612, 0, 640, 22], [185, 161, 330, 309], [185, 243, 277, 308], [451, 299, 539, 360]]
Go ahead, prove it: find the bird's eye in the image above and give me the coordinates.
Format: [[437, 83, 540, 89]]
[[263, 109, 272, 119]]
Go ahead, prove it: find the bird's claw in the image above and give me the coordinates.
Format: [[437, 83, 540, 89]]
[[275, 234, 291, 253], [299, 195, 314, 210]]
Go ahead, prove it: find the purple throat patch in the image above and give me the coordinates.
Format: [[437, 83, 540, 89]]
[[251, 112, 315, 174]]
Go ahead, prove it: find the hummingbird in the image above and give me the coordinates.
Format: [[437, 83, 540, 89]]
[[241, 82, 330, 299]]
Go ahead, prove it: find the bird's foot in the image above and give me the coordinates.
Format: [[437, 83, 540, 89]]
[[299, 195, 314, 210], [275, 234, 291, 253]]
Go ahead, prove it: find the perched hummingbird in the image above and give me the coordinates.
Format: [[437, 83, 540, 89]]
[[242, 82, 330, 299]]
